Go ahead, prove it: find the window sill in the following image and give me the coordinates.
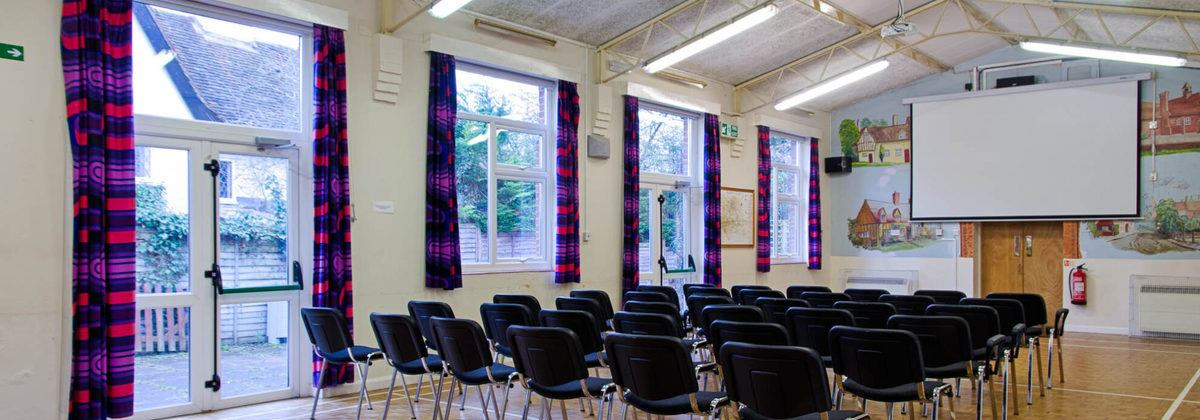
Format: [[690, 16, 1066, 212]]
[[770, 259, 809, 266], [462, 264, 553, 275]]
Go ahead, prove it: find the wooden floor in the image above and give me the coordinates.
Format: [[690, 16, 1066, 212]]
[[170, 333, 1200, 420]]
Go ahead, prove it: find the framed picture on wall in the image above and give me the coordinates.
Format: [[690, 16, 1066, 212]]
[[720, 187, 755, 248]]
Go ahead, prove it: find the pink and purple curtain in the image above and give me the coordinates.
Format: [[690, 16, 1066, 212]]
[[702, 114, 722, 286], [555, 81, 581, 284], [426, 52, 463, 290], [807, 138, 822, 269], [621, 95, 640, 296], [62, 0, 137, 418], [756, 126, 771, 273], [311, 24, 354, 387]]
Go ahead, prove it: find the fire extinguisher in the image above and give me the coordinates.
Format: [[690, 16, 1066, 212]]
[[1069, 263, 1087, 305]]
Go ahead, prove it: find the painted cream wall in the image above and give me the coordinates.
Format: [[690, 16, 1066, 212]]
[[1060, 258, 1200, 334], [0, 0, 70, 417]]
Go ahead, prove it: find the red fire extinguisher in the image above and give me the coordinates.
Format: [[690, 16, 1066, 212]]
[[1069, 263, 1087, 305]]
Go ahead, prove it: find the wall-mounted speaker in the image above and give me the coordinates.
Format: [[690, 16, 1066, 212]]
[[587, 134, 610, 159], [824, 157, 852, 174]]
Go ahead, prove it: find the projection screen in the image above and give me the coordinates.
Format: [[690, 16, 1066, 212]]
[[907, 74, 1145, 221]]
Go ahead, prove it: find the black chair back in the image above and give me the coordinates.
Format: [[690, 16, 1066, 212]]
[[1052, 308, 1070, 338], [540, 309, 603, 355], [686, 295, 735, 334], [637, 285, 681, 307], [786, 285, 832, 299], [800, 292, 852, 308], [682, 283, 716, 298], [622, 301, 685, 334], [611, 311, 681, 337], [738, 289, 784, 306], [604, 333, 697, 400], [709, 320, 789, 359], [887, 315, 974, 372], [914, 289, 967, 305], [880, 294, 937, 316], [408, 301, 454, 350], [430, 317, 494, 376], [571, 289, 615, 325], [844, 288, 890, 302], [754, 298, 810, 325], [926, 304, 1002, 353], [494, 294, 543, 323], [962, 298, 1026, 340], [689, 287, 732, 298], [369, 313, 428, 367], [699, 305, 764, 334], [829, 326, 926, 388], [720, 343, 837, 419], [479, 303, 535, 356], [731, 285, 771, 303], [988, 292, 1048, 329], [556, 296, 608, 332], [833, 301, 897, 329], [784, 307, 855, 358], [302, 307, 352, 357], [623, 291, 674, 306], [507, 325, 588, 388]]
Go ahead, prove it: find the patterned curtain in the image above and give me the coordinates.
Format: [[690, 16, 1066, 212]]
[[756, 126, 772, 272], [311, 25, 354, 387], [555, 81, 581, 284], [703, 114, 722, 286], [62, 1, 137, 418], [426, 52, 463, 290], [621, 95, 640, 296], [807, 138, 823, 269]]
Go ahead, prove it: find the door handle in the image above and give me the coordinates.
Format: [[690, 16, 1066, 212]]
[[1025, 235, 1034, 257], [1014, 235, 1020, 257]]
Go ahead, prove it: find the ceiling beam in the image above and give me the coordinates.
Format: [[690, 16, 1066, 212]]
[[955, 0, 1017, 45], [796, 0, 953, 71], [597, 0, 705, 51], [1053, 7, 1091, 41], [975, 0, 1200, 20]]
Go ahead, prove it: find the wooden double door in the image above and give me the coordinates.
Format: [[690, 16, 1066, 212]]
[[980, 222, 1063, 323]]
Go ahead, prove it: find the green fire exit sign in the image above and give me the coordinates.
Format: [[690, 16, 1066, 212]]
[[720, 121, 739, 138], [1, 43, 24, 62]]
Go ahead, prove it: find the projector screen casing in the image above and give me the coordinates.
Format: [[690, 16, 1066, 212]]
[[905, 74, 1145, 221]]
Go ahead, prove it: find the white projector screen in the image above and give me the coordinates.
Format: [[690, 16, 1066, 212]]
[[908, 77, 1141, 221]]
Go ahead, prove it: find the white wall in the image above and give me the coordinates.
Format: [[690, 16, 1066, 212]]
[[1060, 258, 1200, 334]]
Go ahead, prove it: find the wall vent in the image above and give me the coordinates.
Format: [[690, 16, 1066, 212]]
[[840, 269, 917, 295], [1130, 275, 1200, 341]]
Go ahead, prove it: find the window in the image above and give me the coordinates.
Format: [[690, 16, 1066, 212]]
[[637, 103, 701, 289], [770, 132, 809, 262], [454, 63, 555, 270]]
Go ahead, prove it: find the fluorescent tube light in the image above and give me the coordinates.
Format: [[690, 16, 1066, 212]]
[[775, 60, 890, 110], [643, 3, 779, 74], [1020, 41, 1186, 67], [429, 0, 473, 19]]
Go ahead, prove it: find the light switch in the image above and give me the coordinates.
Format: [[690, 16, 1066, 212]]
[[373, 201, 396, 214]]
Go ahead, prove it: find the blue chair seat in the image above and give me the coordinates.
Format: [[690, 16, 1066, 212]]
[[455, 363, 516, 385], [323, 345, 382, 364], [625, 390, 727, 416], [584, 351, 607, 367], [530, 377, 613, 400], [395, 355, 443, 375]]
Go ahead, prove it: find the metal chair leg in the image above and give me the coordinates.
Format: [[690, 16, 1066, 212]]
[[399, 370, 417, 419], [955, 378, 962, 397], [415, 373, 425, 402], [1035, 338, 1046, 397], [355, 364, 369, 420], [311, 359, 328, 420], [502, 377, 514, 420], [931, 394, 941, 420], [1056, 337, 1065, 384], [1009, 355, 1020, 416], [521, 387, 533, 420], [477, 385, 492, 420], [1025, 338, 1035, 405], [443, 377, 458, 420], [432, 373, 446, 420], [561, 399, 570, 420], [975, 366, 985, 420], [383, 370, 398, 420], [886, 402, 894, 420], [1001, 350, 1011, 419]]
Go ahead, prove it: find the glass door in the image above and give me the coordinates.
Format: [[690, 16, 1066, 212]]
[[639, 183, 698, 306]]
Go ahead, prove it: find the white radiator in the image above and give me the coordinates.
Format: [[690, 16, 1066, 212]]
[[1130, 275, 1200, 339], [839, 269, 917, 295]]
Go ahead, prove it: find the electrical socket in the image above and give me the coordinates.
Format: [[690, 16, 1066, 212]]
[[583, 232, 592, 242]]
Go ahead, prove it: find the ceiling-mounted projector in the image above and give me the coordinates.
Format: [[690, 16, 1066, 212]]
[[881, 20, 917, 37]]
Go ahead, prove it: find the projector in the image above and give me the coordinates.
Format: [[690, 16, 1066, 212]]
[[881, 20, 918, 38]]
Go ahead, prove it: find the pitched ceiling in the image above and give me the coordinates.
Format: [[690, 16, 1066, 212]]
[[450, 0, 1200, 112]]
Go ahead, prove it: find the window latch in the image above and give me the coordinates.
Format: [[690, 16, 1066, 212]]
[[203, 159, 221, 177]]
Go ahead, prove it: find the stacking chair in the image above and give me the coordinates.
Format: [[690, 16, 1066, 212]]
[[623, 301, 687, 334], [682, 283, 717, 297], [429, 317, 517, 420], [686, 295, 735, 337], [843, 288, 890, 302], [508, 326, 615, 420], [370, 313, 445, 420], [738, 289, 785, 306], [408, 301, 455, 350], [833, 301, 897, 329], [962, 298, 1027, 414], [731, 285, 771, 303], [719, 342, 867, 420], [914, 289, 967, 305], [623, 291, 674, 306], [479, 303, 535, 360], [707, 320, 789, 357], [1046, 308, 1070, 388], [303, 308, 383, 420], [880, 294, 937, 316], [557, 296, 609, 332], [989, 292, 1050, 402], [611, 311, 682, 337], [571, 289, 615, 328], [888, 315, 998, 419], [540, 309, 607, 369], [493, 294, 543, 325], [604, 333, 730, 418], [799, 291, 852, 308], [699, 305, 765, 333], [784, 307, 855, 367], [787, 285, 832, 299], [829, 326, 954, 420], [690, 287, 733, 298], [926, 304, 1010, 419], [638, 284, 682, 308], [754, 297, 809, 325]]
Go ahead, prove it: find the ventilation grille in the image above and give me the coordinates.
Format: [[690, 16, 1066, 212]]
[[1130, 275, 1200, 340], [840, 269, 917, 295], [1139, 285, 1200, 295]]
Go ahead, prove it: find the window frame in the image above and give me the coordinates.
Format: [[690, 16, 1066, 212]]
[[769, 130, 810, 264], [635, 101, 703, 282], [454, 62, 558, 274]]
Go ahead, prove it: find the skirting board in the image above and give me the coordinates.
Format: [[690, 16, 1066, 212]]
[[1065, 324, 1129, 335]]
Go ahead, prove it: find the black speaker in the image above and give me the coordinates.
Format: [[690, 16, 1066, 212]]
[[824, 156, 852, 174], [996, 75, 1035, 89]]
